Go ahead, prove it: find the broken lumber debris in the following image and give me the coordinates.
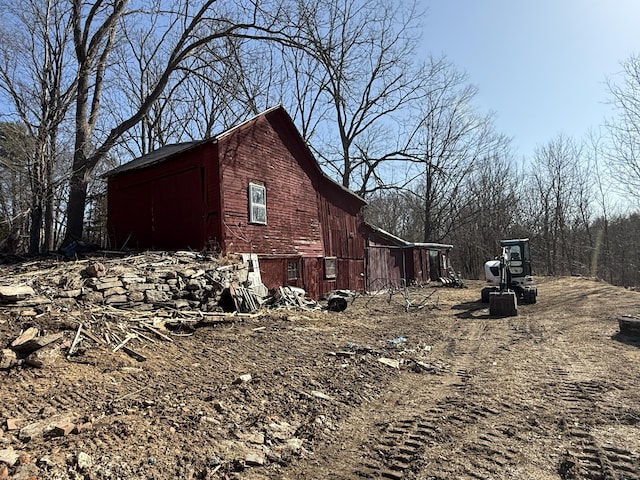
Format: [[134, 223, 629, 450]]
[[266, 286, 319, 310], [0, 251, 341, 370]]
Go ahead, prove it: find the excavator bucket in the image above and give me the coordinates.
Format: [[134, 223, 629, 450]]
[[489, 291, 518, 317]]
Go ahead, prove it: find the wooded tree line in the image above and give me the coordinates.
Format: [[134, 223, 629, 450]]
[[0, 0, 639, 286]]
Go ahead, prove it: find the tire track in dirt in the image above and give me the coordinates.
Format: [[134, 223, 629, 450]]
[[301, 316, 536, 479], [548, 369, 640, 479], [534, 304, 640, 480]]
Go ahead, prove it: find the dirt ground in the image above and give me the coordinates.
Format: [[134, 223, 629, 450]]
[[1, 261, 640, 479]]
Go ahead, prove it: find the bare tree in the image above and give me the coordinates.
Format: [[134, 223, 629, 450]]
[[0, 122, 34, 251], [606, 53, 640, 203], [108, 13, 279, 157], [528, 134, 589, 275], [284, 0, 432, 196], [452, 151, 523, 279], [0, 0, 76, 252], [402, 64, 507, 243]]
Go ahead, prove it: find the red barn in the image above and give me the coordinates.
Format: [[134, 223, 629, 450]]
[[104, 105, 367, 298]]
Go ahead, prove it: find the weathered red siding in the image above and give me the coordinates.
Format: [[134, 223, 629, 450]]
[[107, 142, 218, 250], [258, 256, 305, 293], [214, 109, 366, 297], [366, 246, 405, 291], [217, 113, 326, 257], [408, 248, 430, 284]]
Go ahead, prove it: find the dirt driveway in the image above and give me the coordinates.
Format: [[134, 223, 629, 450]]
[[1, 270, 640, 479]]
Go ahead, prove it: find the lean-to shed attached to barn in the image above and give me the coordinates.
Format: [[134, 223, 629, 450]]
[[364, 223, 454, 291]]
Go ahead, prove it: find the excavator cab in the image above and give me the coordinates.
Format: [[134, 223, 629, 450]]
[[500, 239, 532, 278]]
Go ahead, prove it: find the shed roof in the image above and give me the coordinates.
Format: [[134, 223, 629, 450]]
[[365, 223, 453, 250], [104, 141, 203, 177]]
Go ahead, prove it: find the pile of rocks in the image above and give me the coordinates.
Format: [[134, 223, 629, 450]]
[[0, 251, 257, 313]]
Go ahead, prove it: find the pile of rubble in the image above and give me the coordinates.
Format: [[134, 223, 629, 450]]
[[0, 251, 349, 369], [0, 251, 322, 314]]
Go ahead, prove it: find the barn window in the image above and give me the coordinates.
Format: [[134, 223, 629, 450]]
[[287, 261, 298, 280], [249, 182, 266, 224], [324, 257, 337, 279]]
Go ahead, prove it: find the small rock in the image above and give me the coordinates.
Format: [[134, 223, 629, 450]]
[[17, 451, 31, 465], [244, 452, 265, 466], [0, 286, 35, 303], [267, 421, 296, 441], [73, 422, 93, 434], [10, 327, 39, 349], [0, 349, 18, 370], [144, 290, 169, 304], [18, 423, 45, 442], [6, 418, 23, 431], [76, 451, 92, 472], [127, 291, 145, 303], [13, 332, 65, 354], [25, 345, 63, 368], [84, 262, 106, 278], [0, 447, 20, 467], [94, 279, 123, 291], [233, 374, 252, 384], [104, 294, 128, 305], [57, 289, 83, 299], [51, 422, 75, 437], [103, 287, 127, 297], [286, 438, 304, 451]]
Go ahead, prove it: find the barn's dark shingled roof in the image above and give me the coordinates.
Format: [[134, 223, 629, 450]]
[[104, 141, 202, 177]]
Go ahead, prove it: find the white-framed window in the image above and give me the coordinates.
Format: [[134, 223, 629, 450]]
[[287, 261, 299, 280], [324, 257, 337, 279], [249, 182, 266, 224]]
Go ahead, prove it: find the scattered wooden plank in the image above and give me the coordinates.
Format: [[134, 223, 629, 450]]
[[112, 334, 136, 352], [67, 324, 86, 357], [140, 323, 174, 342], [120, 345, 147, 362], [80, 327, 104, 344], [130, 328, 156, 344]]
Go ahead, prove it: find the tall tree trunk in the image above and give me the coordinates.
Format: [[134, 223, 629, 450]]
[[65, 152, 90, 243], [28, 204, 43, 253]]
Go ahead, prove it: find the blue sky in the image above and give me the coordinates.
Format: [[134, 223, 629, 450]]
[[420, 0, 640, 159]]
